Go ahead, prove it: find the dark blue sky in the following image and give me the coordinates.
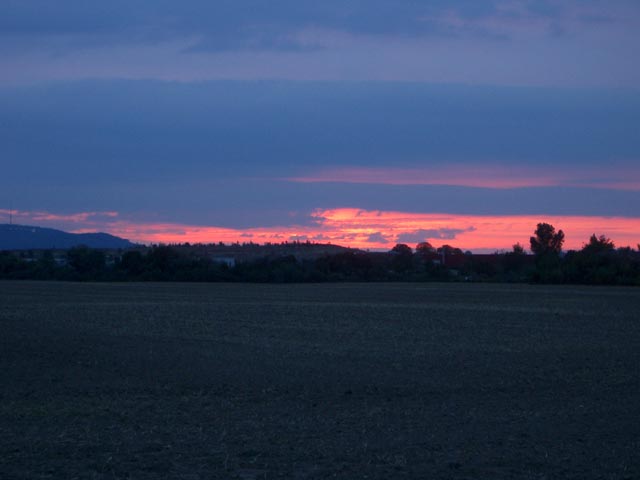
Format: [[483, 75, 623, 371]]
[[2, 0, 639, 86], [1, 1, 639, 249]]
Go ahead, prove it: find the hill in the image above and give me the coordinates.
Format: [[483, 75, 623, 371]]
[[0, 224, 136, 250]]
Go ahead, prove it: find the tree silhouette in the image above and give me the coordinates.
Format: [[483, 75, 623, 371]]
[[67, 245, 106, 278], [582, 234, 615, 255], [511, 243, 526, 255], [502, 242, 529, 274], [390, 243, 413, 273], [415, 242, 435, 255], [119, 250, 146, 276], [529, 223, 565, 283], [391, 243, 413, 256], [437, 245, 463, 256], [530, 223, 564, 257]]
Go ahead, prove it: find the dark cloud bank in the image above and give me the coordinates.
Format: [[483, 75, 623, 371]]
[[1, 80, 639, 228]]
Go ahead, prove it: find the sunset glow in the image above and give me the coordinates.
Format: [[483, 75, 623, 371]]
[[5, 208, 639, 253], [2, 1, 640, 264], [3, 3, 640, 476]]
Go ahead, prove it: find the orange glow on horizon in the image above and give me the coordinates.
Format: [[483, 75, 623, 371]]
[[73, 209, 640, 253], [309, 209, 640, 251], [4, 208, 639, 252]]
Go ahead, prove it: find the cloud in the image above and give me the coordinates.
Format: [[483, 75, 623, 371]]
[[2, 1, 639, 87], [6, 207, 640, 252], [396, 227, 476, 244], [312, 234, 331, 241], [3, 81, 639, 186], [288, 165, 640, 190], [1, 80, 638, 247], [0, 209, 119, 224], [366, 232, 389, 243]]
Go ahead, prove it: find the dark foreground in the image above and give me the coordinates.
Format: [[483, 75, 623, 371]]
[[1, 282, 639, 479]]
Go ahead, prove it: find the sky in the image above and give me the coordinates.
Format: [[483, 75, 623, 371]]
[[1, 0, 639, 252]]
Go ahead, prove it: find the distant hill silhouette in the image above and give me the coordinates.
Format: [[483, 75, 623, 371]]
[[0, 224, 136, 250]]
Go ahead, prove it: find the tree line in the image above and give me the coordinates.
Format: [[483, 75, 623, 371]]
[[1, 223, 639, 285]]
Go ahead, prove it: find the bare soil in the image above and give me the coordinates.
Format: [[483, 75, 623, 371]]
[[1, 281, 639, 479]]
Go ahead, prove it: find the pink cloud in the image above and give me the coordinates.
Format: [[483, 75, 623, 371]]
[[286, 164, 640, 190], [4, 207, 639, 253]]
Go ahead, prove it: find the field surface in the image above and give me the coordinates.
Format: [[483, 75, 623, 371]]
[[1, 281, 639, 479]]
